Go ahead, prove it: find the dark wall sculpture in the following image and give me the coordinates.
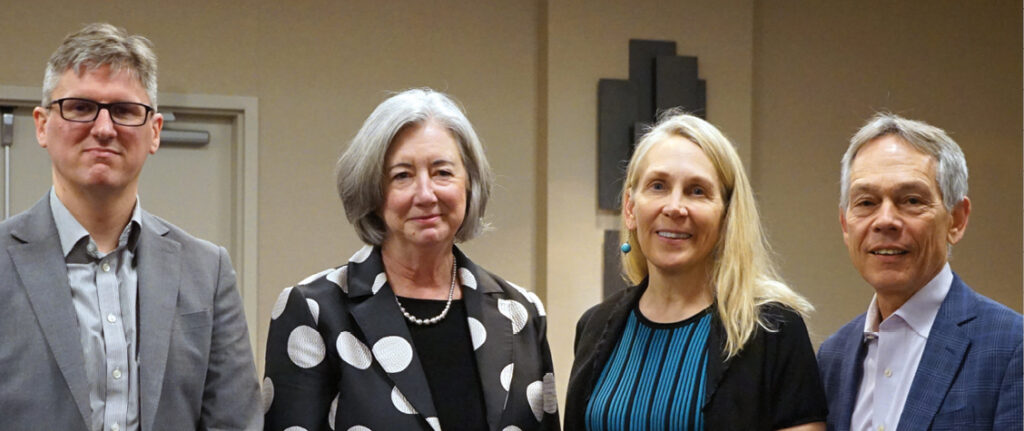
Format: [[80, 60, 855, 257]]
[[599, 39, 706, 298]]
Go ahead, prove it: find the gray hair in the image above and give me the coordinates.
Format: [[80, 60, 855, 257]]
[[335, 88, 494, 245], [840, 113, 968, 210], [42, 23, 158, 108]]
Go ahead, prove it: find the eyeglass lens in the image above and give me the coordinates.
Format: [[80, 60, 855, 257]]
[[58, 98, 150, 126]]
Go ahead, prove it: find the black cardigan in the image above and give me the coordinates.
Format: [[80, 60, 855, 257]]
[[563, 281, 827, 430]]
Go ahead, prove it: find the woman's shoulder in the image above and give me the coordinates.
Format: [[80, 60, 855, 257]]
[[276, 264, 351, 304], [472, 266, 548, 317], [753, 301, 812, 341]]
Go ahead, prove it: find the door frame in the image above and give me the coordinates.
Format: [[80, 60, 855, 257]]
[[0, 85, 260, 351]]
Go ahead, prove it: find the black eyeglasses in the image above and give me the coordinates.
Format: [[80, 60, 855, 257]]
[[48, 97, 154, 127]]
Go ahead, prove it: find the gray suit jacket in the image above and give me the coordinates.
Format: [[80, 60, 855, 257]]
[[0, 195, 262, 431]]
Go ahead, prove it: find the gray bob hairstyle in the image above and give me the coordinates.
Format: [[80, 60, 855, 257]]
[[335, 88, 494, 245], [840, 113, 968, 210], [42, 23, 158, 108]]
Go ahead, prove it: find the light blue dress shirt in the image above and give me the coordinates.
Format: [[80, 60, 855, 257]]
[[50, 190, 141, 431]]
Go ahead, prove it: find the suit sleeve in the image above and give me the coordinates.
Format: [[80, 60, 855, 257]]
[[994, 340, 1023, 429], [201, 246, 263, 430], [263, 285, 337, 431]]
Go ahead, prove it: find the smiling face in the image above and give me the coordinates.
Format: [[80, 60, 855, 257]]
[[841, 135, 969, 305], [624, 136, 725, 279], [380, 120, 468, 253], [33, 64, 162, 197]]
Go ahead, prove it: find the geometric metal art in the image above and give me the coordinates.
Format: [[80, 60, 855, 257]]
[[597, 39, 706, 211], [603, 229, 629, 299]]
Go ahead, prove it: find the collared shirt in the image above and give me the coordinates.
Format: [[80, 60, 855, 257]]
[[50, 189, 142, 431], [851, 263, 953, 431]]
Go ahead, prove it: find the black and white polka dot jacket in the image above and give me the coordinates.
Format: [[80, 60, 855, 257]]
[[263, 245, 560, 431]]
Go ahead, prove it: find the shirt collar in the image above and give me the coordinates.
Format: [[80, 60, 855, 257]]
[[862, 262, 952, 339], [49, 187, 143, 258]]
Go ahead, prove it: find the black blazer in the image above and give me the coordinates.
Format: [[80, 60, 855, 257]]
[[564, 280, 827, 430]]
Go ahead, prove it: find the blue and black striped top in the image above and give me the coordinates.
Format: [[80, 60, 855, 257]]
[[584, 306, 713, 431]]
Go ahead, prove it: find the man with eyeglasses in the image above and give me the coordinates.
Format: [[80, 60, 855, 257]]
[[0, 23, 262, 430]]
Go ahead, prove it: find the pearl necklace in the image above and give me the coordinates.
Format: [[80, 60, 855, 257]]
[[395, 259, 457, 326]]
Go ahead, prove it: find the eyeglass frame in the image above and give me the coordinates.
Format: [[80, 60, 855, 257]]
[[47, 97, 155, 127]]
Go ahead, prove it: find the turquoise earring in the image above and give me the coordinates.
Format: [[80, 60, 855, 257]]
[[620, 242, 631, 253]]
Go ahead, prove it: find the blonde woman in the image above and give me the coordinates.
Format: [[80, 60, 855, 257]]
[[564, 112, 826, 431]]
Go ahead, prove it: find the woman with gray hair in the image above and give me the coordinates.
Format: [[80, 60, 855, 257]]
[[264, 89, 558, 431]]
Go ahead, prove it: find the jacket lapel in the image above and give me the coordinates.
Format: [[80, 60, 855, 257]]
[[136, 212, 182, 431], [458, 252, 511, 430], [8, 196, 92, 427], [345, 246, 440, 429], [834, 314, 868, 431], [588, 282, 644, 391], [897, 275, 973, 431], [702, 308, 730, 410]]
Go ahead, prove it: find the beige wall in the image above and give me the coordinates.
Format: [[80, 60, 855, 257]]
[[0, 0, 1019, 416], [752, 0, 1023, 346]]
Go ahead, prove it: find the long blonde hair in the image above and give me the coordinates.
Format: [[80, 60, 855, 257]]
[[620, 111, 812, 359]]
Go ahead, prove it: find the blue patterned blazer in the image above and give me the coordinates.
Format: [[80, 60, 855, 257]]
[[817, 273, 1023, 430], [263, 245, 559, 431]]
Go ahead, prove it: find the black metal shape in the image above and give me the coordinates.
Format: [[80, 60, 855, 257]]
[[628, 40, 676, 124], [603, 230, 629, 299], [597, 79, 638, 210]]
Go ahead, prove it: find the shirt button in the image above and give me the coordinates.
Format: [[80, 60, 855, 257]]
[[884, 368, 892, 377], [101, 262, 111, 272], [112, 368, 122, 379], [878, 425, 885, 431], [111, 423, 119, 431], [107, 313, 117, 323]]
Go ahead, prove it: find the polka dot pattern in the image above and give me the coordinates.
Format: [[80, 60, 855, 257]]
[[350, 245, 373, 263], [542, 372, 558, 414], [327, 266, 348, 293], [371, 272, 387, 294], [459, 267, 477, 289], [526, 380, 544, 421], [284, 427, 308, 431], [372, 336, 413, 373], [306, 299, 320, 325], [287, 325, 325, 368], [336, 331, 372, 370], [261, 377, 274, 413], [498, 299, 530, 334], [299, 268, 333, 286], [468, 317, 487, 350], [500, 363, 514, 391], [264, 247, 555, 430], [510, 282, 546, 317], [329, 394, 338, 430], [271, 287, 293, 320], [390, 386, 417, 414]]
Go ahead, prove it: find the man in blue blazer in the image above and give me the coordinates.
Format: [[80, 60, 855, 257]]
[[818, 113, 1022, 431], [0, 23, 261, 430]]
